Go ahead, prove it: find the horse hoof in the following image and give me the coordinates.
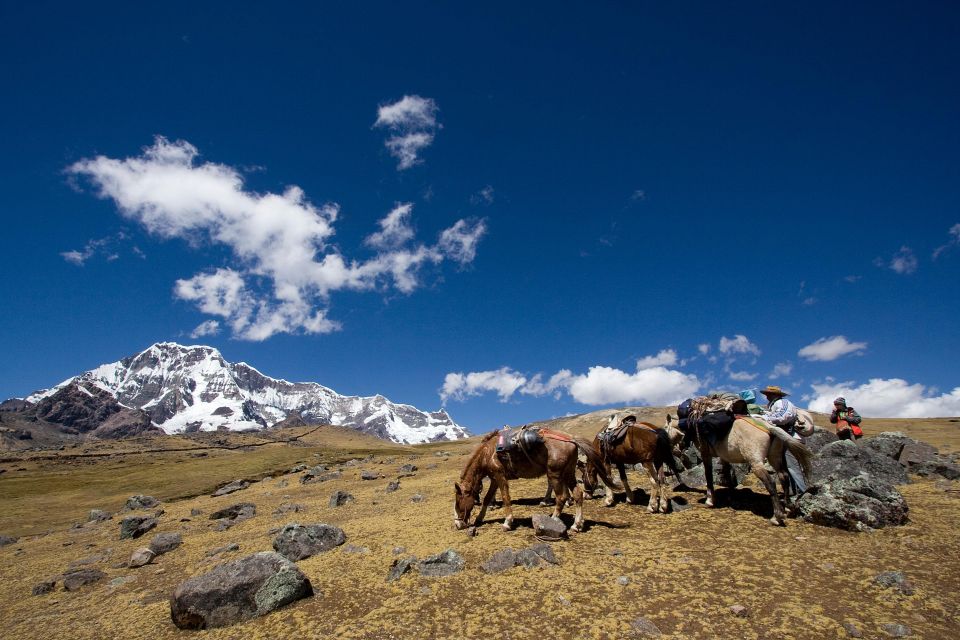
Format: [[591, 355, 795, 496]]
[[604, 500, 615, 508], [569, 524, 582, 534], [647, 505, 656, 513], [769, 516, 784, 526], [705, 499, 714, 508], [538, 501, 550, 507]]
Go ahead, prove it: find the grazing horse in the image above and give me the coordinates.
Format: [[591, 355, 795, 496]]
[[454, 428, 614, 533], [583, 412, 685, 513], [664, 413, 813, 525]]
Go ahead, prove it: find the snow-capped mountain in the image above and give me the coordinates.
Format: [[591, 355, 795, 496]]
[[25, 342, 468, 444]]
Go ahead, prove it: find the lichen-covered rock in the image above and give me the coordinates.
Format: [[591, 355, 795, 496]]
[[149, 532, 182, 556], [212, 480, 250, 497], [272, 523, 346, 561], [88, 509, 112, 523], [124, 495, 160, 511], [119, 516, 158, 540], [803, 427, 839, 454], [32, 579, 56, 595], [328, 491, 354, 507], [417, 549, 465, 577], [811, 440, 909, 486], [797, 472, 908, 531], [169, 552, 312, 630], [0, 534, 19, 547], [912, 458, 960, 480], [62, 568, 106, 591], [864, 432, 915, 460], [387, 556, 417, 582], [209, 503, 256, 521], [532, 514, 567, 540]]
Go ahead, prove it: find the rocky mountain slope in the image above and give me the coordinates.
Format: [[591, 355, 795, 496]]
[[20, 342, 467, 444]]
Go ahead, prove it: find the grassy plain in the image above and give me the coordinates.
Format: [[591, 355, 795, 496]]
[[0, 412, 958, 639]]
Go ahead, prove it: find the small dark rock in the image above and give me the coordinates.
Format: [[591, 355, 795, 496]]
[[842, 621, 863, 638], [272, 523, 346, 561], [88, 509, 111, 523], [149, 532, 183, 556], [360, 470, 380, 480], [212, 480, 250, 497], [329, 491, 355, 507], [0, 534, 20, 547], [119, 516, 158, 540], [273, 503, 306, 516], [880, 623, 912, 637], [205, 543, 240, 557], [874, 571, 915, 595], [124, 495, 160, 511], [190, 508, 203, 516], [398, 464, 417, 474], [301, 470, 341, 484], [289, 464, 307, 473], [387, 556, 417, 582], [62, 568, 106, 591], [630, 616, 662, 637], [209, 503, 256, 522], [32, 580, 56, 596], [417, 549, 465, 577], [385, 481, 400, 493], [729, 604, 749, 617], [410, 494, 425, 503], [532, 514, 567, 540], [481, 548, 517, 574]]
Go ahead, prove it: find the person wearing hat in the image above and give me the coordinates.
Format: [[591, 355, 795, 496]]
[[738, 389, 765, 415], [829, 397, 863, 440], [759, 386, 798, 431]]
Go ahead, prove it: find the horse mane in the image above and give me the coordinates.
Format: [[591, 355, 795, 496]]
[[459, 430, 499, 482]]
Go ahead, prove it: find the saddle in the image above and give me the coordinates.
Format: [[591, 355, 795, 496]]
[[496, 426, 544, 477]]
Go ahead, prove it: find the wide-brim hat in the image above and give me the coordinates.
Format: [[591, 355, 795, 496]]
[[760, 385, 789, 397]]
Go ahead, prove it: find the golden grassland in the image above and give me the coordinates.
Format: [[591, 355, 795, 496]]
[[0, 413, 958, 639]]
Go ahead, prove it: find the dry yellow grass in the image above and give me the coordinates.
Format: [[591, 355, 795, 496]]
[[0, 413, 958, 640]]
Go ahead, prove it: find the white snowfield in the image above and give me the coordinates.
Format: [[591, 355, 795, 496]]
[[26, 342, 468, 444]]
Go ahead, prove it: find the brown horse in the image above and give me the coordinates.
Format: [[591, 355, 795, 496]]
[[454, 428, 614, 533], [664, 413, 813, 525], [583, 412, 685, 513]]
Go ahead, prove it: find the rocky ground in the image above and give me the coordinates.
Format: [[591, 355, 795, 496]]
[[0, 412, 959, 639]]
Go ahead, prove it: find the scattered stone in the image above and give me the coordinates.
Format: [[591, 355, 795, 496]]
[[190, 508, 203, 516], [212, 480, 250, 497], [124, 495, 160, 511], [149, 532, 183, 557], [273, 503, 305, 516], [209, 503, 256, 523], [517, 543, 558, 567], [392, 546, 406, 555], [880, 623, 912, 637], [630, 616, 662, 637], [481, 549, 517, 574], [69, 551, 110, 567], [417, 549, 465, 577], [360, 471, 380, 480], [342, 544, 370, 554], [88, 509, 111, 523], [729, 604, 749, 617], [205, 543, 240, 557], [617, 575, 630, 586], [387, 556, 417, 583], [119, 516, 158, 540], [129, 547, 155, 568], [874, 571, 916, 595], [301, 469, 341, 484], [0, 535, 20, 547], [62, 568, 106, 591], [668, 497, 693, 512], [277, 478, 289, 489], [611, 549, 624, 556], [797, 472, 908, 531], [842, 621, 863, 638], [532, 514, 567, 540], [557, 595, 571, 606], [289, 464, 307, 473], [410, 494, 425, 503], [109, 576, 134, 589], [329, 491, 355, 507], [398, 464, 418, 474], [272, 523, 346, 561], [385, 481, 400, 493], [170, 552, 313, 630], [32, 580, 56, 596]]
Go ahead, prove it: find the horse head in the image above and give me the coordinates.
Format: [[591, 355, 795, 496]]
[[453, 481, 480, 530]]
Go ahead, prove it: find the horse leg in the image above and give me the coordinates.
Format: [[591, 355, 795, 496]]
[[617, 463, 634, 504], [472, 479, 499, 528], [643, 461, 660, 513], [751, 464, 785, 526], [540, 483, 553, 507], [548, 468, 567, 520], [603, 462, 617, 507], [657, 464, 671, 513], [570, 479, 586, 533], [702, 451, 716, 508], [494, 473, 515, 531]]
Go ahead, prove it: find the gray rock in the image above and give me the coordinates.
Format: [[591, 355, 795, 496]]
[[128, 547, 155, 568], [212, 480, 250, 497], [32, 579, 56, 596], [62, 568, 106, 591], [481, 548, 517, 574], [668, 497, 693, 512], [812, 440, 909, 486], [360, 470, 380, 480], [617, 576, 630, 586], [630, 616, 662, 637], [329, 491, 355, 507], [417, 549, 465, 577], [149, 532, 182, 556], [209, 503, 256, 523], [385, 481, 400, 493], [898, 441, 938, 467], [273, 503, 306, 516], [88, 509, 112, 523], [124, 495, 160, 511], [289, 464, 307, 473], [881, 623, 912, 637], [865, 432, 915, 460], [119, 516, 158, 540], [680, 462, 749, 489], [399, 464, 418, 474], [410, 494, 425, 503], [301, 470, 341, 484], [272, 523, 346, 561], [797, 472, 908, 531], [387, 556, 417, 582], [342, 544, 370, 554], [729, 604, 749, 617], [0, 535, 19, 547], [532, 514, 567, 540], [170, 552, 313, 630], [842, 621, 863, 638], [912, 458, 960, 480], [874, 571, 915, 595], [803, 427, 839, 454], [190, 508, 203, 516], [205, 543, 240, 557]]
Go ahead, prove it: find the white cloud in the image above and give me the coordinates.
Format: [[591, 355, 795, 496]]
[[630, 189, 646, 201], [770, 361, 793, 379], [69, 136, 484, 340], [727, 370, 758, 382], [520, 370, 574, 399], [565, 366, 700, 406], [697, 343, 711, 355], [932, 223, 960, 259], [807, 378, 960, 418], [189, 319, 221, 339], [440, 367, 528, 404], [719, 334, 761, 357], [60, 234, 127, 266], [373, 95, 439, 170], [880, 246, 918, 274], [470, 185, 495, 205], [798, 335, 867, 362], [637, 349, 678, 369]]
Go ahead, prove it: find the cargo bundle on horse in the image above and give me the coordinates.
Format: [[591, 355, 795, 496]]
[[583, 412, 685, 513], [666, 393, 814, 525], [453, 426, 615, 534]]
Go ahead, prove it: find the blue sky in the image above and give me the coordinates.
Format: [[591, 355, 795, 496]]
[[1, 2, 958, 429]]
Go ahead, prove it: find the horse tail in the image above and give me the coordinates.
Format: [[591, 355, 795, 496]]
[[655, 427, 684, 485], [768, 426, 814, 476], [573, 437, 615, 489]]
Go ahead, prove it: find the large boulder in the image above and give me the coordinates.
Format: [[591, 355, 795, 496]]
[[797, 472, 908, 531], [802, 427, 839, 454], [170, 552, 313, 630], [863, 432, 915, 461], [272, 523, 346, 561], [912, 458, 960, 480], [810, 440, 909, 486]]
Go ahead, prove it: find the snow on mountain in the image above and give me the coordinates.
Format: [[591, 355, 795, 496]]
[[25, 342, 468, 444]]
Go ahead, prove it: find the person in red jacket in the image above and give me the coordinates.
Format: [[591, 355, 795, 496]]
[[830, 397, 863, 440]]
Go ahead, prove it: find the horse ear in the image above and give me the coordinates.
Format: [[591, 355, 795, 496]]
[[454, 482, 462, 495], [665, 413, 673, 425]]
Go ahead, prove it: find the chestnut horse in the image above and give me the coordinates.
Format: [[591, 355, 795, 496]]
[[583, 412, 685, 513], [454, 428, 614, 534]]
